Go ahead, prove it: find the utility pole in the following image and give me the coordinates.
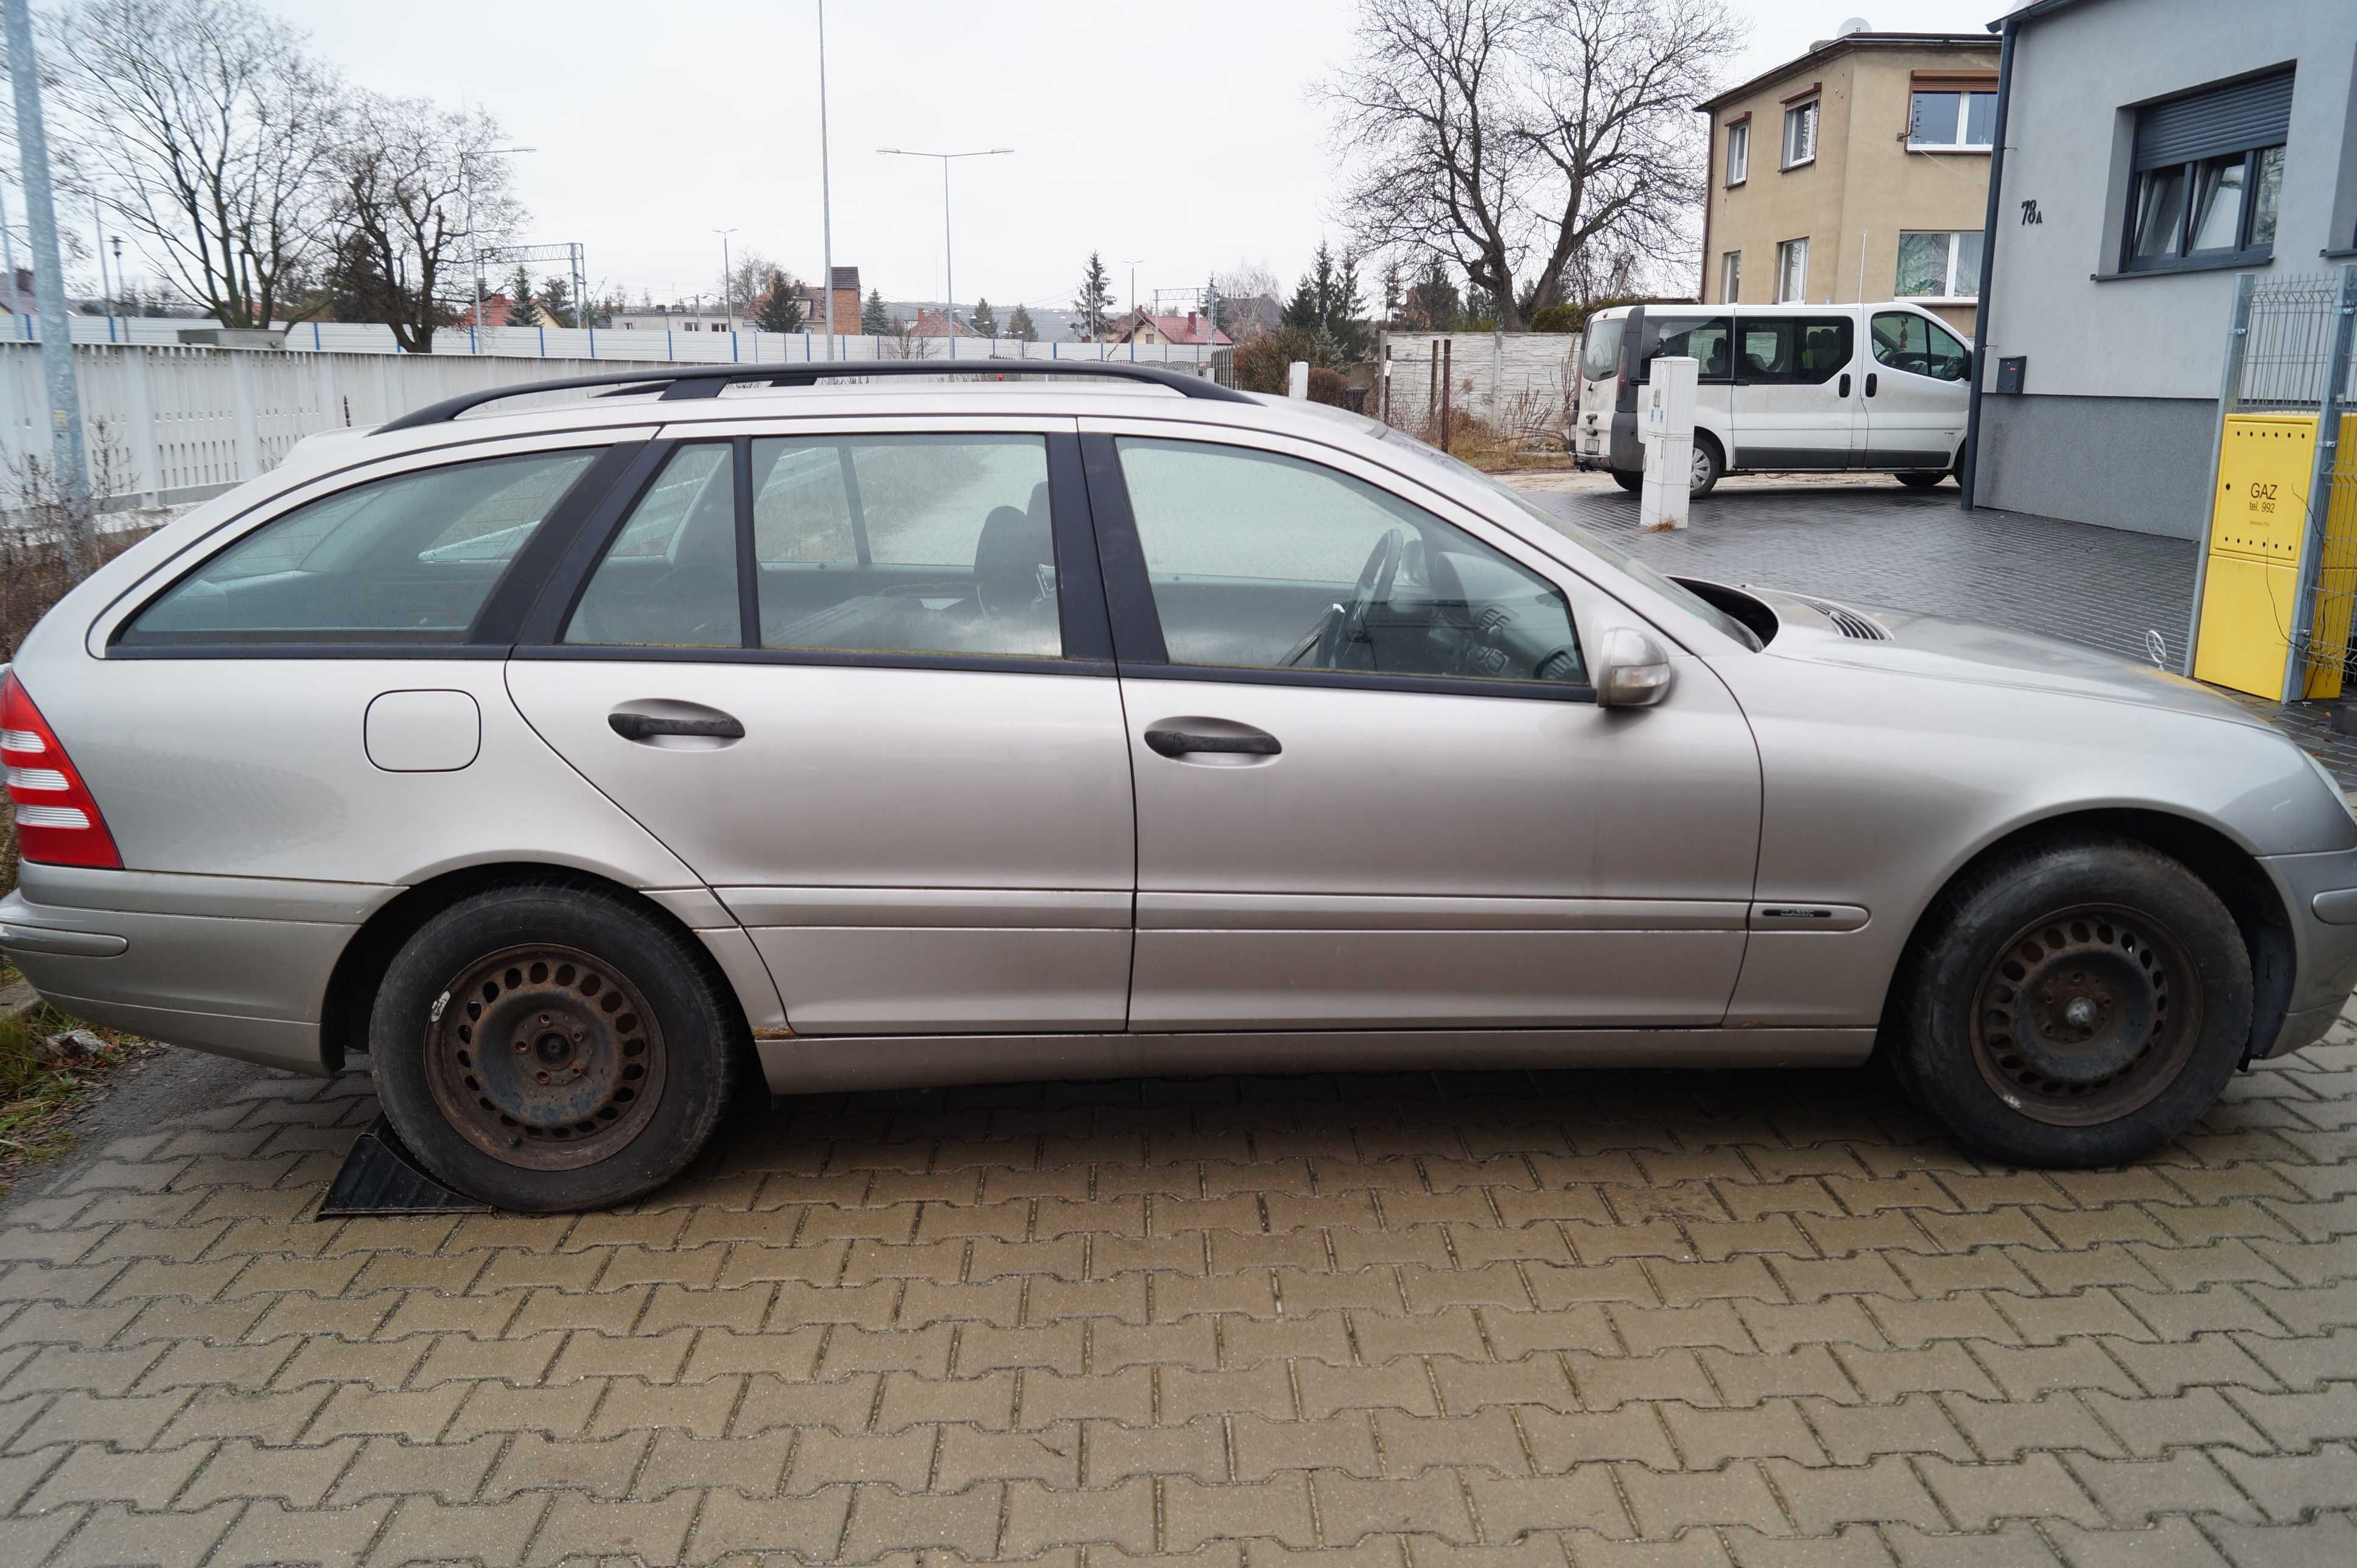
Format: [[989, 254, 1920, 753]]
[[4, 0, 94, 575], [818, 0, 835, 359], [715, 228, 739, 332], [92, 197, 112, 339], [878, 147, 1012, 357]]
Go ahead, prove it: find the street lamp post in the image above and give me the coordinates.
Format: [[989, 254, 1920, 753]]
[[462, 144, 535, 340], [1120, 257, 1145, 336], [817, 0, 835, 359], [715, 228, 739, 332], [877, 146, 1010, 356]]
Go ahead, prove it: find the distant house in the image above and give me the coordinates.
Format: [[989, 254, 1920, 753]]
[[611, 307, 732, 334], [905, 307, 983, 339], [454, 293, 548, 329], [1103, 309, 1231, 347]]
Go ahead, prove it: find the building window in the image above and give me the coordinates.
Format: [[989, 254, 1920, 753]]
[[2120, 69, 2291, 273], [1781, 99, 1818, 169], [1895, 231, 1984, 299], [1908, 89, 1997, 150], [1726, 120, 1749, 185], [1776, 238, 1809, 303], [1720, 251, 1742, 304]]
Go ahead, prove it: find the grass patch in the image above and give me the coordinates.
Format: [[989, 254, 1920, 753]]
[[0, 1004, 137, 1195]]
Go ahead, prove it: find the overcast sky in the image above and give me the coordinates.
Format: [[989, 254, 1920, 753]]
[[145, 0, 2005, 315]]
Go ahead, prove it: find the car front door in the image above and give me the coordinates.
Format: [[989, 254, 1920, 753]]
[[505, 419, 1136, 1035], [1082, 424, 1762, 1031], [1863, 310, 1972, 472], [1731, 313, 1864, 469]]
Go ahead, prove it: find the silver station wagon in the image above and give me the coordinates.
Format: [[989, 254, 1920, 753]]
[[5, 362, 2356, 1210]]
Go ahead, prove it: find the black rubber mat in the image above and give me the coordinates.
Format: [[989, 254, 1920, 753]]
[[317, 1115, 491, 1217]]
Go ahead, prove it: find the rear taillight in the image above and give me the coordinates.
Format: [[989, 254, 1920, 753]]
[[2, 670, 122, 869]]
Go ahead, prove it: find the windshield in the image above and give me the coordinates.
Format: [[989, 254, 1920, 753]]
[[1357, 419, 1762, 651], [1579, 317, 1624, 382]]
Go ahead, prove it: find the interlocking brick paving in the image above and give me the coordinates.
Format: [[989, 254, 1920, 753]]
[[2, 1016, 2354, 1567], [1507, 480, 2357, 786]]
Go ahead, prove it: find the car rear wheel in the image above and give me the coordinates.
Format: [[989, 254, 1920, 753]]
[[1689, 435, 1723, 498], [1611, 469, 1642, 494], [1885, 838, 2251, 1167], [369, 881, 743, 1211], [1895, 471, 1947, 490]]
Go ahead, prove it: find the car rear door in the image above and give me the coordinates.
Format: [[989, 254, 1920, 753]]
[[1080, 420, 1762, 1032], [1730, 313, 1865, 469], [503, 416, 1136, 1035], [1861, 309, 1972, 472]]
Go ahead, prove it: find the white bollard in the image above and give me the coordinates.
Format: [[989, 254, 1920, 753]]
[[1287, 361, 1309, 399], [1638, 355, 1698, 531]]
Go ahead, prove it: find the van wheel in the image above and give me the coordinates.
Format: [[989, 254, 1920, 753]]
[[1883, 838, 2250, 1168], [369, 881, 743, 1211], [1690, 435, 1724, 498], [1896, 471, 1947, 490], [1611, 469, 1642, 494]]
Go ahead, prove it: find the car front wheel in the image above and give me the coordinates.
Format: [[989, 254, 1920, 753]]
[[1886, 838, 2252, 1167], [1896, 471, 1947, 490], [369, 880, 743, 1211]]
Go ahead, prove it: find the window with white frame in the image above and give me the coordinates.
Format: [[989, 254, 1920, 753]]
[[1894, 231, 1984, 299], [1781, 99, 1818, 168], [1726, 119, 1749, 185], [1775, 239, 1809, 303], [1908, 87, 1997, 150], [1720, 251, 1742, 304]]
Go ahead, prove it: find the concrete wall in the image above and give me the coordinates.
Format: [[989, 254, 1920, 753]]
[[1975, 392, 2215, 539], [1376, 332, 1577, 439], [1703, 40, 1997, 335]]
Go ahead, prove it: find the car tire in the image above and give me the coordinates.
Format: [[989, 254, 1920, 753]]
[[1895, 471, 1947, 490], [1885, 836, 2251, 1168], [369, 880, 744, 1211], [1689, 435, 1724, 498], [1611, 469, 1642, 494]]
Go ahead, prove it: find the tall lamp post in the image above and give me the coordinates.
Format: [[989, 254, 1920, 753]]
[[817, 0, 836, 358], [877, 146, 1010, 351], [1120, 257, 1145, 335], [715, 228, 739, 331], [461, 144, 535, 337]]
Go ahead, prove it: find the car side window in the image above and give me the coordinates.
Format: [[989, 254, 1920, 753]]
[[565, 444, 740, 648], [119, 449, 600, 646], [1871, 311, 1969, 382], [1737, 318, 1854, 386], [1115, 438, 1585, 688], [752, 435, 1060, 658], [1646, 317, 1733, 382]]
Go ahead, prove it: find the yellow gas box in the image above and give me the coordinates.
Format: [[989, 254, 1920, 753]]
[[2193, 412, 2357, 700]]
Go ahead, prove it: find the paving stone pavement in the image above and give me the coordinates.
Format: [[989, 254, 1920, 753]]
[[1507, 481, 2357, 786], [4, 1015, 2356, 1567]]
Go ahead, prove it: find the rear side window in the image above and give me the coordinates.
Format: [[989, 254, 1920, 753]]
[[1735, 318, 1854, 385], [120, 450, 598, 646], [564, 444, 740, 648], [1642, 317, 1733, 383]]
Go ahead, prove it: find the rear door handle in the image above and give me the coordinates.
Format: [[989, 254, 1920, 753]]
[[1866, 372, 1879, 397], [1144, 726, 1281, 758], [1838, 373, 1851, 397], [609, 712, 745, 741]]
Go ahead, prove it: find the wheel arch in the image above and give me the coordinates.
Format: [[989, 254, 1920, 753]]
[[1881, 806, 2293, 1065], [317, 861, 757, 1075]]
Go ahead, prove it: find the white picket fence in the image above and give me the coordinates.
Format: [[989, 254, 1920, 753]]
[[0, 337, 1224, 511]]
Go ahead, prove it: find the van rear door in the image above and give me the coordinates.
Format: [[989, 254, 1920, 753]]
[[1573, 313, 1627, 464]]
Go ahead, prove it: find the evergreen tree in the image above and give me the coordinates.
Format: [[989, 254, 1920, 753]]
[[755, 268, 805, 333], [1006, 303, 1038, 343], [536, 275, 575, 329], [860, 288, 892, 334], [1406, 259, 1463, 331], [1328, 250, 1368, 362], [970, 298, 998, 338], [501, 264, 535, 325], [1281, 271, 1319, 332], [1074, 251, 1115, 339], [1379, 258, 1404, 330]]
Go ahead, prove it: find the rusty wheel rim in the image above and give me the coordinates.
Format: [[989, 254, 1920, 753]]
[[1968, 904, 2201, 1127], [423, 944, 667, 1170]]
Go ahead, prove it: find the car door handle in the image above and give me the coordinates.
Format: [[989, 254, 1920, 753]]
[[1144, 726, 1281, 758], [1866, 372, 1879, 397], [1838, 373, 1851, 397], [608, 712, 745, 741]]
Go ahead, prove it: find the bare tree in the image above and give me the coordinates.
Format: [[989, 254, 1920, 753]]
[[1321, 0, 1740, 330], [39, 0, 343, 329], [326, 94, 524, 352]]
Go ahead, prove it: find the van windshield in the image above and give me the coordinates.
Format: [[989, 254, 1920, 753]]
[[1579, 317, 1623, 381]]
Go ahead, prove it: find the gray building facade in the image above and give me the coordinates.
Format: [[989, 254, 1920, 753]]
[[1968, 0, 2357, 538]]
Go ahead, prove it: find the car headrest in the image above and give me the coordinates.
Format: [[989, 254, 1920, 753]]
[[974, 503, 1052, 617]]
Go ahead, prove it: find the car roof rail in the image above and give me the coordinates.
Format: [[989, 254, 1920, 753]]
[[376, 357, 1255, 432]]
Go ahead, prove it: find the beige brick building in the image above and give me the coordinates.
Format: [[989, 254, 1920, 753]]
[[1698, 29, 2000, 335]]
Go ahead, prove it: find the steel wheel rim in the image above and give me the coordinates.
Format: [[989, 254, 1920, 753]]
[[1690, 447, 1711, 488], [423, 943, 668, 1170], [1968, 904, 2201, 1126]]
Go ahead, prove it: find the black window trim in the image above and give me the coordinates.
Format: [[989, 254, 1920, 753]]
[[1082, 431, 1598, 706], [2117, 142, 2282, 276], [107, 438, 646, 659], [514, 427, 1116, 676]]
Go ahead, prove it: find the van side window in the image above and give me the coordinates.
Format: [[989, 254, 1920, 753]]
[[1643, 317, 1733, 382], [118, 450, 601, 647], [1735, 318, 1854, 386], [1871, 312, 1969, 382]]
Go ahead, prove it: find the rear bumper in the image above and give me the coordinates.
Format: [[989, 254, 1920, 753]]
[[2257, 847, 2357, 1059], [1572, 413, 1641, 473], [0, 865, 391, 1077]]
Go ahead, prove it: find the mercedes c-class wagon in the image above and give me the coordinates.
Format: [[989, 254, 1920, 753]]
[[5, 361, 2355, 1210]]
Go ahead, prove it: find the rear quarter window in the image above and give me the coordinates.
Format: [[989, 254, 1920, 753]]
[[118, 450, 600, 647], [1579, 318, 1624, 381]]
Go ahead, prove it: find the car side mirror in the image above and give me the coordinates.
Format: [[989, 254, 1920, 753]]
[[1595, 628, 1675, 707]]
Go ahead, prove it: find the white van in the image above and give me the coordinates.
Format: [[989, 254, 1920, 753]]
[[1573, 302, 1973, 497]]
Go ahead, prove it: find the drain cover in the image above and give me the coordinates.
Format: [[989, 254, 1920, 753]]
[[317, 1116, 491, 1218]]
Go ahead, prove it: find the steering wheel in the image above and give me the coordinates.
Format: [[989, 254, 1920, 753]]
[[1298, 528, 1403, 670]]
